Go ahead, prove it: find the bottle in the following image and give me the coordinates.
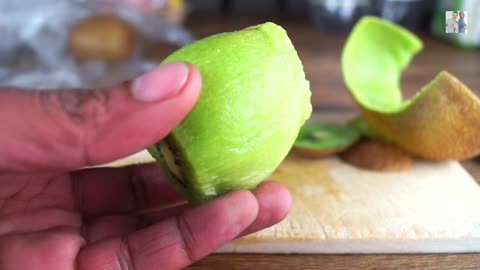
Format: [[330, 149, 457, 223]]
[[431, 0, 479, 48], [308, 0, 426, 32]]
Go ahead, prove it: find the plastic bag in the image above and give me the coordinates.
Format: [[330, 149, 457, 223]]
[[0, 0, 194, 90]]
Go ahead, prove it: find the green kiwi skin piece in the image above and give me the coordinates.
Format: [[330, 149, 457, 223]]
[[342, 16, 423, 114], [149, 22, 312, 204], [342, 16, 480, 160], [293, 123, 360, 158]]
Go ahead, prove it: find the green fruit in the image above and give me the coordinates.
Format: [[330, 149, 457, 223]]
[[148, 22, 312, 204], [342, 16, 480, 160], [293, 123, 360, 158]]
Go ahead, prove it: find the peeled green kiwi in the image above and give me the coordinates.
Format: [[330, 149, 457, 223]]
[[148, 22, 312, 204]]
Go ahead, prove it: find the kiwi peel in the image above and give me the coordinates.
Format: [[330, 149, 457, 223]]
[[293, 123, 360, 158], [148, 22, 311, 204], [347, 116, 386, 141], [340, 138, 414, 171], [342, 16, 480, 160]]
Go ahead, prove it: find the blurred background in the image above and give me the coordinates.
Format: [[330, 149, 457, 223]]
[[0, 0, 478, 110]]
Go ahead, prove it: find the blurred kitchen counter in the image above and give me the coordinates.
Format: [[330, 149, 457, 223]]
[[178, 13, 480, 110], [176, 13, 480, 270]]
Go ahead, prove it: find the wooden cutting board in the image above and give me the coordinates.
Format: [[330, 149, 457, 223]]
[[102, 150, 480, 254], [218, 154, 480, 254]]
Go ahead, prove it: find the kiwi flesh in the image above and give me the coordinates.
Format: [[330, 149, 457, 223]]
[[293, 123, 360, 158], [148, 22, 312, 204]]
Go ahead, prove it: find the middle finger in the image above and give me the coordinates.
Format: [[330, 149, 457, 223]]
[[71, 163, 186, 217]]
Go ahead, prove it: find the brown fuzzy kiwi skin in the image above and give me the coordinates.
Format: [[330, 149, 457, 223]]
[[340, 138, 414, 171], [361, 71, 480, 161]]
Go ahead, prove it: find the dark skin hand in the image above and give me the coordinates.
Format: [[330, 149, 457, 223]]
[[0, 62, 292, 269]]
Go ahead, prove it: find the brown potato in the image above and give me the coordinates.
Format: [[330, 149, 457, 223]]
[[68, 15, 135, 61]]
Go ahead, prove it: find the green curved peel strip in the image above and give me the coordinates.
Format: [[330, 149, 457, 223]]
[[342, 16, 423, 113], [342, 16, 480, 160]]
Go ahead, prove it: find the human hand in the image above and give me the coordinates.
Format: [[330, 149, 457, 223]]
[[0, 62, 291, 269]]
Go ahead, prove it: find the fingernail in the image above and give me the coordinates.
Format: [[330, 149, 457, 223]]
[[132, 62, 189, 102]]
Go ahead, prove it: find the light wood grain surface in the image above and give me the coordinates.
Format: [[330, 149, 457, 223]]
[[217, 157, 480, 254], [108, 150, 480, 254], [175, 13, 480, 270]]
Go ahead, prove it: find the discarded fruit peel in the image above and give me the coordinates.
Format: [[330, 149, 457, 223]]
[[342, 16, 480, 161], [339, 138, 414, 171], [292, 121, 414, 171], [293, 123, 360, 158], [361, 71, 480, 161], [148, 22, 312, 204]]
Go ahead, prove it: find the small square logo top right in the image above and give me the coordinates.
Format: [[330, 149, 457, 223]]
[[446, 11, 468, 33]]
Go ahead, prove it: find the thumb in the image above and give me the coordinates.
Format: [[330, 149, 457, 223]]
[[0, 62, 201, 172]]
